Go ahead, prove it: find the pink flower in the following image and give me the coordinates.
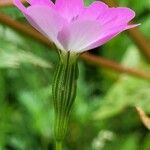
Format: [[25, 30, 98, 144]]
[[13, 0, 138, 53]]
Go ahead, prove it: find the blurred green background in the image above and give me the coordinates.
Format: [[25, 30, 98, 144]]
[[0, 0, 150, 149]]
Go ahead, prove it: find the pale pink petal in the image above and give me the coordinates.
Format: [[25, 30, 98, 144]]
[[55, 0, 84, 22], [97, 7, 135, 27], [25, 6, 68, 51], [13, 0, 138, 53], [83, 26, 126, 52], [83, 24, 139, 52], [13, 0, 54, 11], [78, 1, 108, 21], [57, 20, 102, 51], [125, 24, 140, 30], [27, 0, 54, 7]]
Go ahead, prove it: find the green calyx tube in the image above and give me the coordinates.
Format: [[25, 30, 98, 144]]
[[52, 51, 79, 149]]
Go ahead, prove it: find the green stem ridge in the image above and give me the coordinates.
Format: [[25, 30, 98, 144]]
[[56, 141, 62, 150], [52, 51, 79, 146]]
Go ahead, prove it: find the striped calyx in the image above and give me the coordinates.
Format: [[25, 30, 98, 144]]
[[52, 51, 79, 143]]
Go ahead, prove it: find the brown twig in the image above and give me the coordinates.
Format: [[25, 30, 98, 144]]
[[0, 13, 150, 79], [128, 28, 150, 61], [0, 13, 53, 46], [101, 0, 150, 61], [0, 0, 26, 7], [136, 107, 150, 130], [101, 0, 118, 7], [81, 53, 150, 79]]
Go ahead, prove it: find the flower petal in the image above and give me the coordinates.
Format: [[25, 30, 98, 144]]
[[83, 24, 139, 51], [97, 7, 135, 27], [13, 0, 54, 12], [125, 24, 140, 30], [57, 20, 102, 52], [27, 0, 54, 6], [25, 6, 67, 50], [55, 0, 84, 22], [78, 1, 108, 21]]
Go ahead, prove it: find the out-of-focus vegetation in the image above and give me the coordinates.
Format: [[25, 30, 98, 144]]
[[0, 0, 150, 150]]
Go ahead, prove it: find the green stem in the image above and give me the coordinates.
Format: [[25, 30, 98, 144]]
[[52, 51, 79, 149], [56, 141, 62, 150]]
